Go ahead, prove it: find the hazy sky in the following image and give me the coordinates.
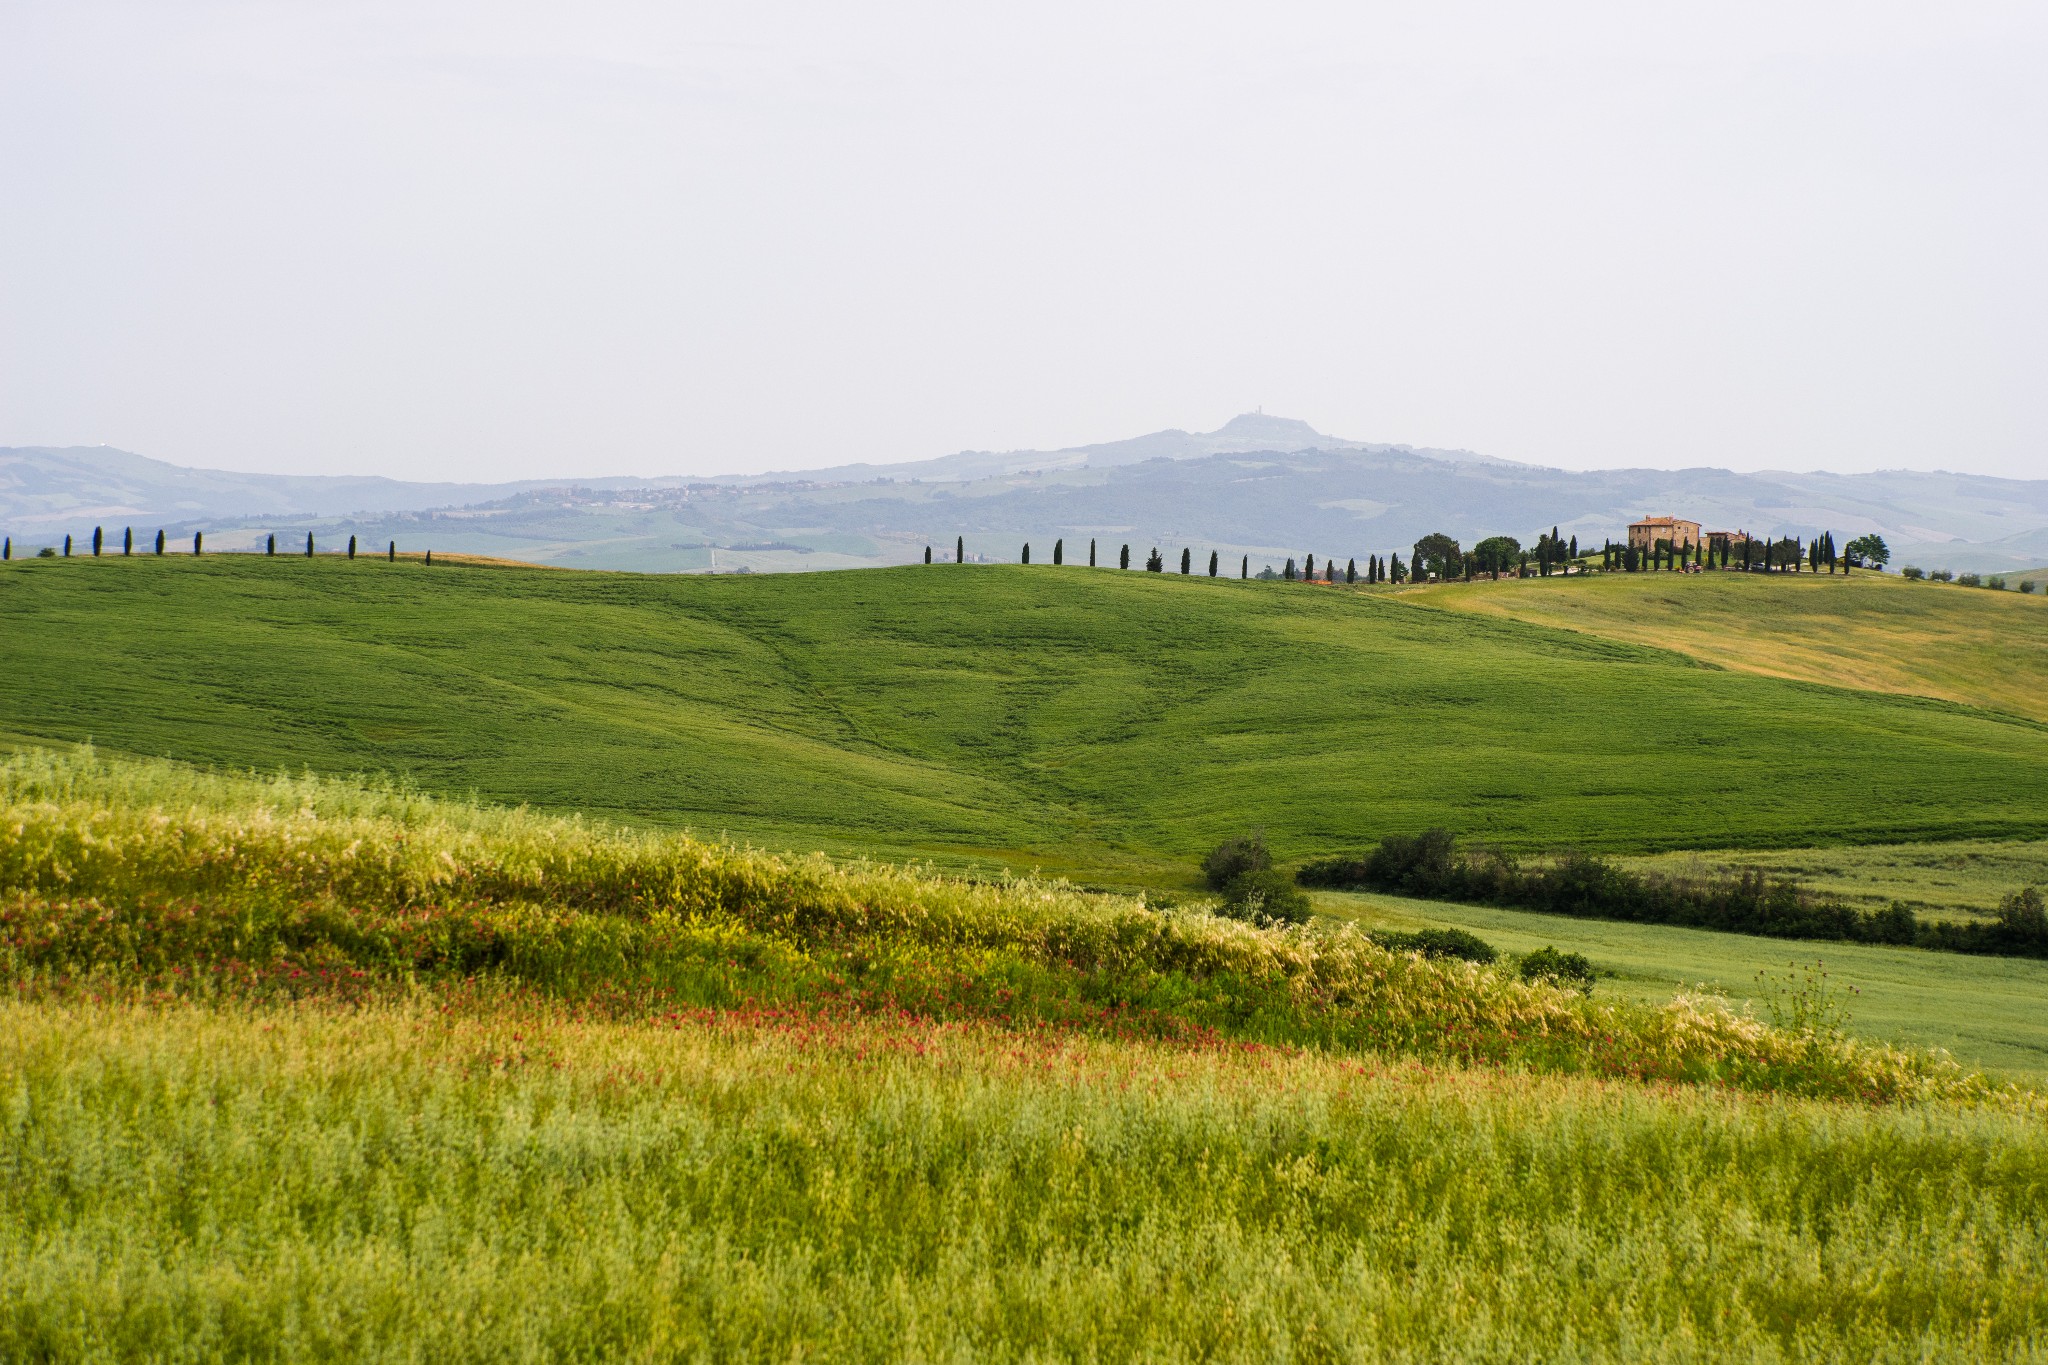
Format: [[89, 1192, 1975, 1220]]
[[3, 2, 2044, 482]]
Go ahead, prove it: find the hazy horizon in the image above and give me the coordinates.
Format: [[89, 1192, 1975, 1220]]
[[4, 2, 2044, 485]]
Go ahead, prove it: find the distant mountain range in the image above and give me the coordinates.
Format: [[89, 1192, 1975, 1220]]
[[6, 415, 2045, 574]]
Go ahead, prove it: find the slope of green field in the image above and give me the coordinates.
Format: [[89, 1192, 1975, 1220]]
[[1410, 568, 2048, 722], [5, 556, 2048, 882], [1319, 889, 2048, 1082]]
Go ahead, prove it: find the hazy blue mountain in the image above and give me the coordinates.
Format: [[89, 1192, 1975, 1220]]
[[5, 418, 2043, 574]]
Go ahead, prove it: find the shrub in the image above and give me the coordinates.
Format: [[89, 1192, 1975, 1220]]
[[1957, 573, 1981, 587], [35, 546, 56, 558], [1218, 868, 1312, 925], [1520, 946, 1594, 993], [2023, 581, 2038, 595], [1372, 928, 1498, 964], [1986, 576, 2007, 591], [1201, 832, 1272, 890], [1901, 565, 1925, 580], [1929, 569, 1952, 582]]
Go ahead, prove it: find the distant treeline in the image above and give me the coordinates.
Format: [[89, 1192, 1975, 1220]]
[[1298, 831, 2048, 960]]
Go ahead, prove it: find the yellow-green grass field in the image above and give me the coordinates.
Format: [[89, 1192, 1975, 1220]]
[[5, 555, 2048, 891], [1319, 889, 2048, 1082], [1410, 567, 2048, 723], [4, 749, 2047, 1361], [6, 998, 2046, 1364]]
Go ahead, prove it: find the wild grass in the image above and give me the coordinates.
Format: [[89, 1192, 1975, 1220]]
[[3, 556, 2046, 886], [1, 745, 2014, 1106], [4, 998, 2047, 1363]]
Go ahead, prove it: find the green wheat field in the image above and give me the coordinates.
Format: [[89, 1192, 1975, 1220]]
[[4, 553, 2048, 1360]]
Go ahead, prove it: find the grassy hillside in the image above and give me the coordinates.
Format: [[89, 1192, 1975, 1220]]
[[1322, 888, 2048, 1081], [3, 750, 2045, 1361], [4, 555, 2047, 883], [1411, 569, 2048, 722], [1623, 839, 2048, 922]]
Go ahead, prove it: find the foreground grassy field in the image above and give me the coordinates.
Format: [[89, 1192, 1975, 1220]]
[[1411, 568, 2048, 722], [4, 749, 2045, 1361], [5, 555, 2047, 885], [7, 998, 2046, 1363], [1320, 889, 2048, 1082]]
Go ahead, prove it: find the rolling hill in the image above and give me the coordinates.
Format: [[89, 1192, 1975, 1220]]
[[4, 554, 2045, 884]]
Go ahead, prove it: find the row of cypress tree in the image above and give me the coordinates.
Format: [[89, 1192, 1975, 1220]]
[[2, 527, 430, 564], [1598, 530, 1851, 574]]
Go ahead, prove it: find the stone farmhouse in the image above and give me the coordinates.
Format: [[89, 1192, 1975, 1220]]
[[1626, 516, 1701, 552]]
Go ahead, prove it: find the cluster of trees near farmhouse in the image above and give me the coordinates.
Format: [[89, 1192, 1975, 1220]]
[[921, 528, 1893, 582], [1297, 830, 2048, 961]]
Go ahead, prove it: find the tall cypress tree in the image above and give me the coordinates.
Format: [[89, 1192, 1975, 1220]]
[[956, 535, 964, 564], [388, 541, 395, 562], [1284, 558, 1295, 581], [924, 545, 932, 564], [266, 533, 275, 556], [92, 527, 102, 556], [155, 530, 165, 556], [1208, 549, 1218, 577], [2, 538, 8, 560], [63, 535, 71, 557], [124, 527, 133, 556], [192, 532, 203, 555], [1053, 538, 1064, 565], [1089, 538, 1096, 567], [348, 535, 357, 560], [1180, 547, 1191, 574], [1325, 559, 1336, 583], [1021, 543, 1030, 564], [1240, 554, 1248, 579], [1346, 557, 1356, 583], [306, 532, 315, 557], [1120, 544, 1131, 570]]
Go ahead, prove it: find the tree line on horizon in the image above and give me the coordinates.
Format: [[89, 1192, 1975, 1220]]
[[916, 525, 1894, 583]]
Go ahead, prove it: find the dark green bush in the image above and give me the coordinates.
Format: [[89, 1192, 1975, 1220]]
[[1201, 832, 1272, 890], [1520, 946, 1594, 993], [1371, 928, 1498, 964]]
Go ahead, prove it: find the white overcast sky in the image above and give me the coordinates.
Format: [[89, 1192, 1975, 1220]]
[[2, 1, 2044, 482]]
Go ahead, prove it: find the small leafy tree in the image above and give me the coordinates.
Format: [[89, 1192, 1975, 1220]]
[[1412, 533, 1459, 581], [1901, 565, 1924, 580], [1218, 869, 1312, 926], [1473, 535, 1520, 579], [1845, 533, 1889, 568], [1146, 547, 1163, 572], [1201, 831, 1272, 890]]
